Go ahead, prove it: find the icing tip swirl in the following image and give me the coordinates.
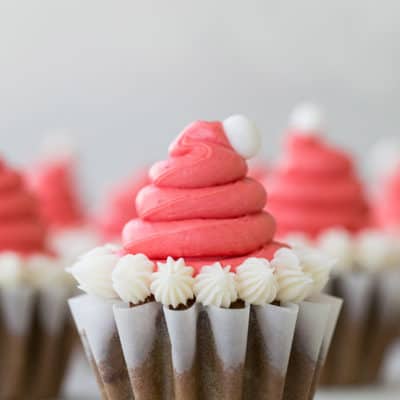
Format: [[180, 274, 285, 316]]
[[112, 253, 154, 304], [194, 262, 238, 308], [236, 257, 278, 305], [271, 248, 313, 304], [68, 244, 119, 299], [151, 257, 194, 308]]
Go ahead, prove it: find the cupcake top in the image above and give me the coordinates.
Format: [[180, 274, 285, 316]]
[[96, 170, 149, 240], [70, 243, 333, 307], [26, 148, 85, 231], [0, 159, 47, 254], [69, 116, 334, 308], [122, 116, 282, 273], [267, 104, 369, 238], [0, 157, 71, 288]]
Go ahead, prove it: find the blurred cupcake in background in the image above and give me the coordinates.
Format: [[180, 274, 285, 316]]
[[375, 166, 400, 231], [0, 155, 76, 399], [267, 102, 369, 238], [248, 160, 270, 196], [68, 115, 341, 400], [248, 160, 269, 182], [94, 169, 149, 242], [25, 133, 98, 262], [266, 103, 400, 385], [368, 137, 400, 233]]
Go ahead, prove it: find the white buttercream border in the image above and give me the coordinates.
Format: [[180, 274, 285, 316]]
[[68, 244, 335, 308]]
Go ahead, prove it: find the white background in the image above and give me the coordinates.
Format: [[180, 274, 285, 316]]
[[0, 1, 399, 202]]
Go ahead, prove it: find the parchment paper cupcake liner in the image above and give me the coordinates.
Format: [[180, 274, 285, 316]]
[[71, 293, 340, 400], [28, 287, 75, 399], [0, 286, 75, 400], [69, 294, 133, 400], [69, 296, 107, 400], [306, 294, 343, 399], [322, 271, 400, 385], [360, 270, 400, 383], [113, 300, 165, 400], [0, 286, 36, 399], [164, 304, 199, 400], [282, 299, 333, 400], [243, 303, 299, 400]]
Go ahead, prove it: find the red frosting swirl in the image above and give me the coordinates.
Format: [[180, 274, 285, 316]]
[[0, 160, 47, 254], [267, 134, 369, 237], [375, 167, 400, 230], [122, 120, 283, 273], [26, 157, 84, 230]]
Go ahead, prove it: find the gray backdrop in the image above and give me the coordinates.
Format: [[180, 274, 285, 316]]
[[0, 1, 399, 203]]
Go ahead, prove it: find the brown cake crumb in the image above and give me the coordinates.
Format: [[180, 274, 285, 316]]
[[129, 295, 155, 308]]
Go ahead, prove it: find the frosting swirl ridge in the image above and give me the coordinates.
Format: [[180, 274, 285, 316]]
[[149, 121, 247, 188]]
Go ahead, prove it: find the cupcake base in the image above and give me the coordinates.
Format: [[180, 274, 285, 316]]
[[321, 271, 400, 385], [70, 293, 342, 400], [0, 286, 75, 400]]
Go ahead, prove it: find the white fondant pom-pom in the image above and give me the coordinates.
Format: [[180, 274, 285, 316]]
[[289, 102, 324, 134], [223, 115, 261, 159], [368, 138, 400, 182]]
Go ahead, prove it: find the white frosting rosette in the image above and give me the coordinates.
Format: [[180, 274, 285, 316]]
[[0, 251, 73, 289], [355, 229, 399, 271], [235, 257, 278, 305], [317, 228, 355, 273], [69, 244, 334, 307], [194, 263, 237, 308], [68, 244, 120, 298], [0, 252, 28, 287], [271, 248, 314, 304], [112, 253, 154, 304], [151, 257, 194, 308]]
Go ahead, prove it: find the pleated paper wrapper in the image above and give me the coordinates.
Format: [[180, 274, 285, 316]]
[[322, 270, 400, 385], [70, 293, 342, 400], [0, 285, 75, 400], [69, 295, 132, 400]]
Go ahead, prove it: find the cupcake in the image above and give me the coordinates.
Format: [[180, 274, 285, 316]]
[[68, 115, 341, 400], [25, 135, 98, 261], [267, 103, 400, 385], [267, 103, 369, 238], [95, 169, 149, 242], [0, 157, 75, 399], [316, 228, 400, 384]]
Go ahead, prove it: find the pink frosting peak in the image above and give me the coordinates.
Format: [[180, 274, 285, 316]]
[[0, 159, 48, 254], [26, 156, 84, 230], [375, 166, 400, 230], [96, 170, 149, 240], [267, 133, 369, 238], [150, 121, 248, 188], [122, 119, 283, 273]]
